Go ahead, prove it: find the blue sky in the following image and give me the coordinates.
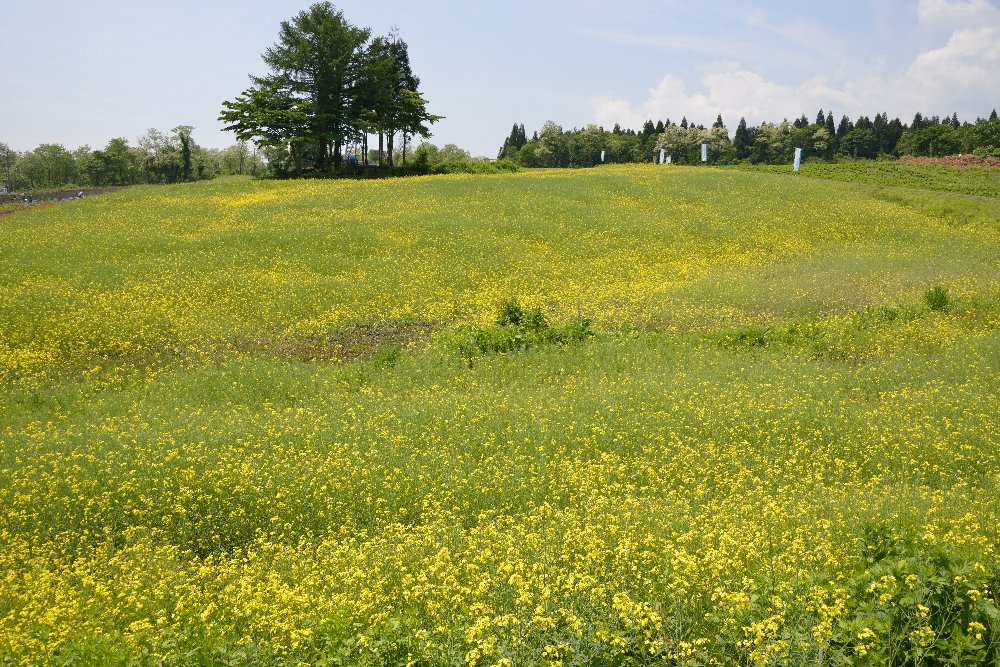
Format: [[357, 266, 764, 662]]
[[3, 0, 999, 157]]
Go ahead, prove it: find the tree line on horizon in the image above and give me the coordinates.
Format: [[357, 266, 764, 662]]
[[498, 109, 1000, 168], [0, 129, 264, 193]]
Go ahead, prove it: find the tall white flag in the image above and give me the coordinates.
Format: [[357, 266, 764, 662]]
[[659, 149, 665, 164], [793, 147, 802, 172], [600, 150, 605, 163], [701, 143, 708, 162]]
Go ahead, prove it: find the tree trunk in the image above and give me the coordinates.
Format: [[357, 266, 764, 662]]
[[387, 130, 395, 168], [291, 143, 303, 178], [378, 132, 384, 175], [362, 134, 368, 167], [402, 133, 407, 166]]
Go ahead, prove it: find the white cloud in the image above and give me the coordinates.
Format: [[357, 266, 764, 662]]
[[592, 0, 1000, 130], [909, 0, 1000, 111], [917, 0, 999, 28], [592, 66, 853, 130]]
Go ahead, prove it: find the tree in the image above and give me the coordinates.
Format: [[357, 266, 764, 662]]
[[897, 123, 962, 156], [220, 75, 314, 176], [265, 2, 369, 170], [824, 111, 837, 154], [733, 117, 752, 160], [835, 116, 854, 155], [537, 121, 567, 167], [840, 128, 877, 159], [371, 32, 438, 168], [498, 123, 519, 159], [640, 120, 656, 141], [810, 127, 831, 156], [655, 124, 690, 163], [18, 144, 77, 189], [752, 122, 792, 163], [103, 138, 137, 185], [706, 125, 732, 163], [0, 143, 14, 191], [971, 116, 1000, 154], [173, 126, 194, 181], [221, 4, 436, 176]]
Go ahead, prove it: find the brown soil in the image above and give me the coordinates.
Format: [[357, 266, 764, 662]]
[[225, 320, 436, 363], [0, 186, 124, 216], [31, 186, 122, 201], [898, 154, 1000, 168]]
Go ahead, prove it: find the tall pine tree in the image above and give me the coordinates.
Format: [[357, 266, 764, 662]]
[[733, 117, 751, 160], [825, 111, 837, 153]]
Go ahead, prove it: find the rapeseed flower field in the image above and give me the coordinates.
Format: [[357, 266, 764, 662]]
[[1, 165, 998, 665]]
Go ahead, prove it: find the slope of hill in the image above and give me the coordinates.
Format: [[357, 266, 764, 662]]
[[2, 166, 998, 665], [734, 160, 1000, 198]]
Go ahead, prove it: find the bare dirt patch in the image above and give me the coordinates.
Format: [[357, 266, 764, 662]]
[[225, 320, 436, 363], [0, 187, 124, 216]]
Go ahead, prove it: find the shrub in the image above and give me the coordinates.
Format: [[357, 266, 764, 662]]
[[924, 285, 950, 311], [831, 529, 1000, 665], [457, 300, 592, 362], [370, 345, 401, 370], [497, 299, 524, 326]]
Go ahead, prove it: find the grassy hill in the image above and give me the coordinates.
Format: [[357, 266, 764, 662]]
[[732, 160, 1000, 198], [2, 165, 999, 665]]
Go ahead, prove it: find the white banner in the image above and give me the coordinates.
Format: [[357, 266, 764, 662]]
[[600, 150, 605, 163], [659, 149, 665, 164], [793, 147, 802, 172], [666, 155, 672, 164], [701, 143, 707, 162]]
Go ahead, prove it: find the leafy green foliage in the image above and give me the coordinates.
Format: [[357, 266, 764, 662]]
[[220, 2, 438, 175], [925, 285, 950, 311], [407, 142, 518, 175], [455, 300, 592, 361], [832, 530, 999, 666]]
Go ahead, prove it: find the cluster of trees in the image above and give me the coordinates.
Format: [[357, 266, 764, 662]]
[[220, 2, 438, 177], [1, 129, 264, 192], [408, 142, 517, 175], [498, 109, 1000, 168]]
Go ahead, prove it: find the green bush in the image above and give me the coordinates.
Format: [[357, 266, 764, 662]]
[[457, 300, 592, 361], [925, 285, 950, 311], [832, 529, 1000, 665], [497, 299, 525, 326]]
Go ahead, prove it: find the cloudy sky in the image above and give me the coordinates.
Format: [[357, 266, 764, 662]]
[[3, 0, 998, 157]]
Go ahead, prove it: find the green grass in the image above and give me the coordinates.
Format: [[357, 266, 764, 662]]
[[733, 160, 1000, 198], [0, 201, 28, 215], [2, 166, 999, 665]]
